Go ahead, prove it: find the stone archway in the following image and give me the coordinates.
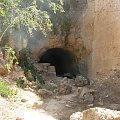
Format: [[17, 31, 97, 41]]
[[38, 48, 79, 78]]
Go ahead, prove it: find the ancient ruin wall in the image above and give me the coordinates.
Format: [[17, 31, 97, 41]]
[[91, 0, 120, 78], [71, 0, 120, 78], [60, 0, 120, 78], [11, 0, 120, 78]]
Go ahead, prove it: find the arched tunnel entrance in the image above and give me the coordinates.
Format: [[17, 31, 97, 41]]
[[38, 48, 79, 78]]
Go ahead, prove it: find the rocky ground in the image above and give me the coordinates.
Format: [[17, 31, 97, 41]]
[[0, 65, 120, 120]]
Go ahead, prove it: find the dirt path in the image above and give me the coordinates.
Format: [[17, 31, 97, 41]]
[[0, 85, 81, 120], [0, 69, 120, 120], [0, 88, 57, 120], [0, 70, 82, 120]]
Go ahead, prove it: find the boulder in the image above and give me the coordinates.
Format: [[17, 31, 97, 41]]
[[83, 107, 120, 120], [37, 89, 52, 98], [70, 107, 120, 120], [57, 82, 72, 95]]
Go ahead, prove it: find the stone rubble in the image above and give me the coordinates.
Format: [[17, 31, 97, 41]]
[[70, 107, 120, 120], [57, 82, 72, 95], [77, 87, 95, 104], [75, 75, 89, 87], [37, 89, 53, 98]]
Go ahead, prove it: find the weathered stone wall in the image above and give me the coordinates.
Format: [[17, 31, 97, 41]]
[[11, 0, 120, 78], [91, 0, 120, 78], [63, 0, 120, 78], [69, 0, 120, 78]]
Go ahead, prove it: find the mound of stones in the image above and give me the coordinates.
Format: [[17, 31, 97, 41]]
[[70, 107, 120, 120]]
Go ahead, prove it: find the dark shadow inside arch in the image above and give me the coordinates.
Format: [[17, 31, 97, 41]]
[[38, 48, 79, 78]]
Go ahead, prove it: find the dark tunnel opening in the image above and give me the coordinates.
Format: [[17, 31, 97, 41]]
[[38, 48, 79, 78]]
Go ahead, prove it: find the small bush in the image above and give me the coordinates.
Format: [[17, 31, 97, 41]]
[[0, 81, 17, 98], [1, 46, 18, 73], [19, 49, 45, 84], [16, 79, 25, 88]]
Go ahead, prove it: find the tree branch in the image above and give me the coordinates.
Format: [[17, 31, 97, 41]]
[[0, 24, 11, 41]]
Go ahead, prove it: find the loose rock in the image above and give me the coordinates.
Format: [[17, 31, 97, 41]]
[[21, 99, 27, 103], [77, 87, 95, 103], [16, 117, 23, 120], [83, 107, 120, 120], [75, 75, 89, 87], [70, 112, 83, 120], [37, 89, 52, 98], [57, 82, 72, 95], [70, 107, 120, 120], [44, 82, 57, 91]]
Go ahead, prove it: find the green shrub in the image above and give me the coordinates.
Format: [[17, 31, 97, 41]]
[[19, 49, 44, 84], [0, 0, 64, 41], [16, 79, 25, 88], [0, 81, 17, 98], [1, 46, 18, 73]]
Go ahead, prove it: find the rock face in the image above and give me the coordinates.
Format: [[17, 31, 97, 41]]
[[0, 50, 7, 76], [9, 0, 120, 79], [91, 0, 120, 78], [0, 62, 7, 76], [70, 107, 120, 120]]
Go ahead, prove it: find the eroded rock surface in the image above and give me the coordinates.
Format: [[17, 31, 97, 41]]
[[70, 107, 120, 120]]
